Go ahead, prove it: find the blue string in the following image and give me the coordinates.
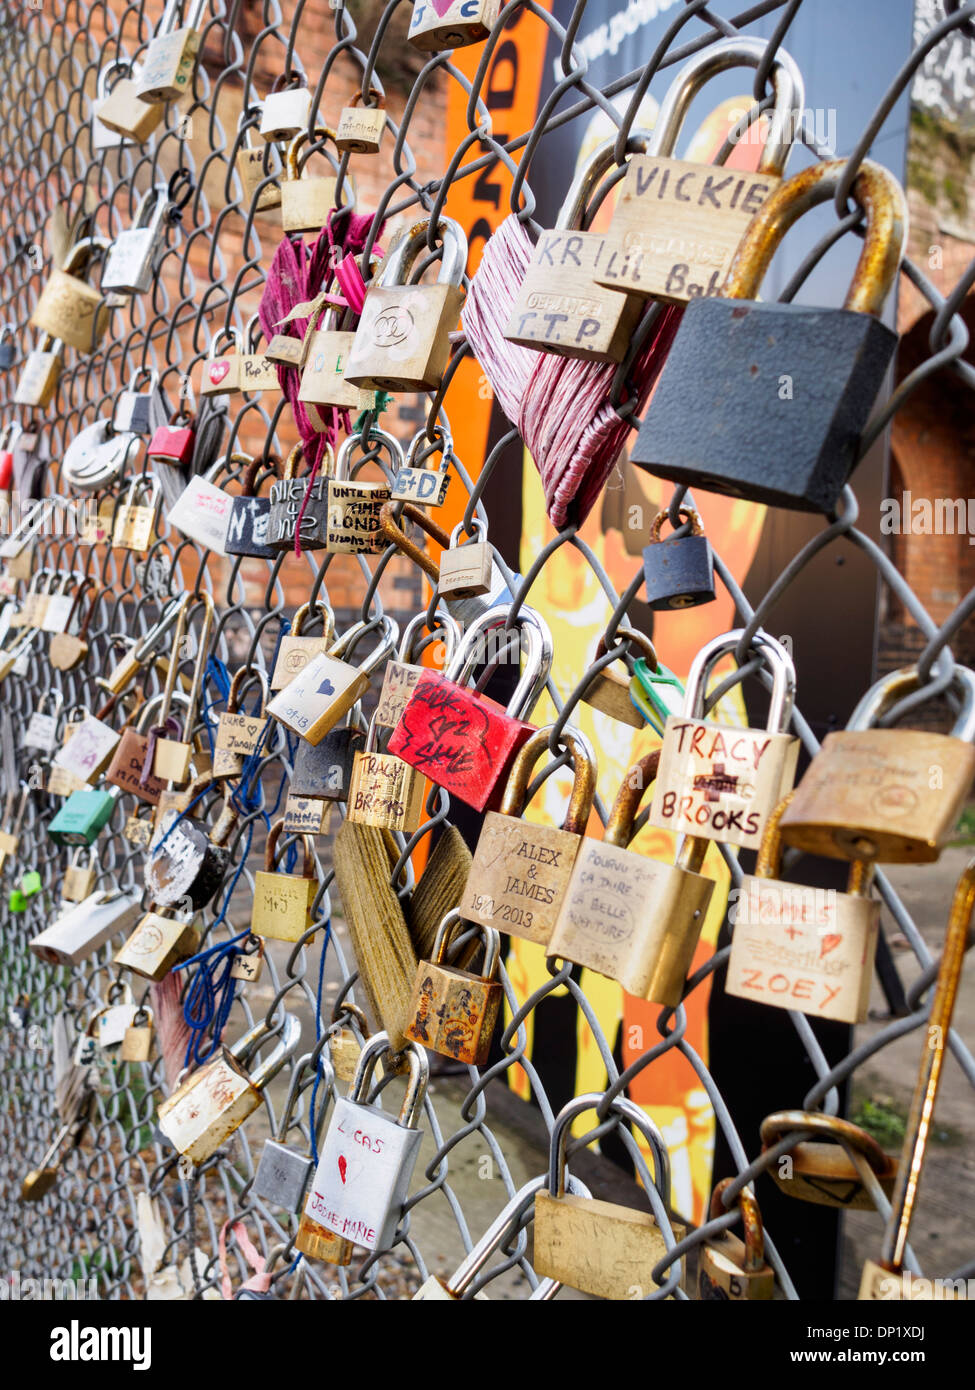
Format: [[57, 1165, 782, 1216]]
[[308, 918, 332, 1165]]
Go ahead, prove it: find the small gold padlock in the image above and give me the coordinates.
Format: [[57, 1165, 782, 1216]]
[[62, 845, 98, 903], [252, 819, 319, 943], [238, 314, 281, 393], [115, 910, 201, 982], [152, 593, 216, 785], [230, 933, 265, 983], [298, 306, 375, 424], [94, 62, 165, 142], [235, 109, 282, 212], [281, 129, 340, 235], [324, 429, 394, 555], [404, 913, 502, 1066], [347, 708, 426, 834], [697, 1181, 775, 1300], [113, 476, 162, 552], [15, 333, 63, 407], [328, 1001, 369, 1083], [213, 666, 269, 779], [335, 88, 386, 154], [30, 237, 112, 355], [582, 626, 653, 729], [760, 1111, 897, 1211], [120, 1008, 155, 1062], [270, 600, 335, 691], [200, 327, 242, 396], [135, 0, 207, 103]]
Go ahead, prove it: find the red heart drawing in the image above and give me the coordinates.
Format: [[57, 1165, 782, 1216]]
[[338, 1154, 347, 1184], [431, 0, 454, 15], [209, 360, 231, 385], [819, 934, 841, 957]]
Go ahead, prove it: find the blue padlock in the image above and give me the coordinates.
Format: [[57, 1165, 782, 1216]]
[[49, 786, 120, 846], [642, 507, 715, 611]]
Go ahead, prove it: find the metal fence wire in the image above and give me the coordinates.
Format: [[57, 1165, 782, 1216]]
[[0, 0, 974, 1302]]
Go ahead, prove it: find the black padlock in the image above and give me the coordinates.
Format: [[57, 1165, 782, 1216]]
[[291, 717, 365, 801], [145, 777, 238, 911], [114, 367, 160, 436], [642, 506, 715, 611], [267, 442, 330, 553], [0, 327, 18, 370], [630, 158, 906, 514], [226, 455, 277, 560]]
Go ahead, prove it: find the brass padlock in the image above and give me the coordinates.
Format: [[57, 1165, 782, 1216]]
[[595, 37, 803, 304], [781, 663, 975, 864], [104, 692, 176, 806], [267, 618, 396, 746], [328, 1000, 369, 1083], [298, 306, 375, 422], [238, 313, 281, 393], [62, 845, 98, 903], [505, 134, 651, 362], [157, 1014, 300, 1164], [760, 1111, 897, 1210], [404, 911, 502, 1066], [135, 0, 208, 103], [281, 129, 340, 235], [461, 724, 596, 946], [235, 108, 282, 212], [582, 626, 654, 729], [534, 1093, 685, 1299], [270, 598, 335, 691], [267, 441, 332, 553], [344, 216, 467, 392], [324, 428, 395, 554], [151, 593, 216, 784], [407, 0, 500, 51], [93, 59, 165, 142], [698, 1180, 775, 1300], [114, 909, 201, 981], [14, 332, 63, 407], [120, 1008, 155, 1062], [21, 1106, 92, 1204], [347, 709, 426, 833], [30, 237, 112, 354], [112, 475, 162, 552], [252, 818, 319, 943], [379, 501, 516, 628], [335, 88, 386, 154], [374, 609, 460, 729], [390, 423, 453, 508], [548, 750, 714, 1006], [726, 793, 880, 1024], [213, 666, 269, 779], [859, 858, 974, 1300], [648, 629, 799, 852]]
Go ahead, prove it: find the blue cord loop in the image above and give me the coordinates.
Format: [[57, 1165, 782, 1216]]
[[308, 918, 333, 1164]]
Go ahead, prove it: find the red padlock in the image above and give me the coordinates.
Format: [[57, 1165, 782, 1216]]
[[0, 423, 22, 489], [387, 606, 552, 812], [148, 409, 196, 467]]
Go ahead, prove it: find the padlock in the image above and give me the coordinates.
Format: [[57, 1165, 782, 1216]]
[[104, 692, 175, 807], [24, 689, 63, 753], [93, 58, 165, 142], [0, 423, 21, 490], [374, 609, 460, 729], [259, 77, 313, 143], [214, 666, 269, 779], [157, 1014, 301, 1164], [505, 134, 653, 362], [238, 313, 281, 393], [648, 630, 799, 852], [413, 1176, 575, 1299], [328, 1000, 369, 1083], [267, 442, 331, 553], [113, 475, 162, 552], [407, 0, 500, 51], [859, 859, 974, 1300], [114, 908, 201, 981], [268, 617, 396, 747], [347, 709, 427, 833], [760, 1110, 897, 1210], [225, 455, 277, 559], [270, 598, 335, 690], [281, 129, 339, 235], [642, 507, 716, 610], [62, 416, 140, 492], [49, 784, 123, 846], [253, 819, 319, 943], [28, 886, 142, 966], [582, 626, 654, 729], [49, 712, 121, 783], [30, 236, 111, 354], [123, 807, 156, 849], [390, 423, 452, 507], [20, 1108, 92, 1203], [336, 88, 386, 154], [697, 1180, 775, 1300], [62, 845, 98, 903], [324, 428, 395, 554], [379, 501, 517, 628], [630, 159, 908, 513], [254, 1051, 333, 1213], [102, 183, 172, 294], [596, 36, 804, 304], [781, 663, 975, 864], [290, 709, 365, 802], [726, 793, 880, 1024], [199, 327, 242, 396], [166, 460, 236, 554], [0, 326, 16, 371], [388, 605, 553, 813], [534, 1093, 685, 1299], [14, 332, 63, 408], [152, 593, 216, 783], [344, 216, 468, 392], [148, 406, 196, 467], [0, 784, 31, 870], [438, 519, 494, 599], [121, 1008, 155, 1062], [40, 571, 80, 635], [135, 0, 209, 103], [404, 912, 501, 1065], [230, 933, 265, 983], [298, 306, 375, 421], [145, 774, 238, 910], [298, 1033, 428, 1256], [549, 751, 714, 1005], [90, 59, 129, 150], [461, 724, 596, 946], [235, 108, 282, 212]]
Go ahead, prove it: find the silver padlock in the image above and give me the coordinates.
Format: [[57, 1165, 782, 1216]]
[[258, 78, 314, 143], [253, 1051, 333, 1212], [113, 367, 161, 435], [24, 689, 63, 753], [29, 887, 143, 967], [102, 184, 172, 294], [299, 1033, 428, 1254], [63, 417, 141, 493], [157, 1014, 301, 1165]]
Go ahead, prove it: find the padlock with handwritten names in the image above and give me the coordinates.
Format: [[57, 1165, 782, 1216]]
[[252, 819, 319, 943], [268, 619, 395, 747], [390, 424, 452, 508], [347, 710, 426, 834], [407, 0, 500, 51], [114, 909, 201, 982], [404, 913, 501, 1066], [268, 442, 331, 553], [135, 0, 208, 103], [324, 429, 394, 554], [374, 610, 459, 730], [214, 667, 269, 779]]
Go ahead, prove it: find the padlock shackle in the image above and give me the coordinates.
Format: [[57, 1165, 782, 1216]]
[[334, 426, 403, 482], [683, 628, 795, 734], [724, 158, 907, 315], [135, 687, 190, 734], [231, 1012, 301, 1089], [500, 724, 596, 836], [378, 216, 468, 291], [846, 661, 975, 741], [431, 909, 500, 979], [604, 750, 659, 848], [130, 182, 171, 230], [265, 817, 316, 879], [595, 623, 657, 674], [350, 1032, 429, 1130], [227, 663, 269, 717], [880, 857, 975, 1272], [649, 507, 703, 544], [284, 127, 340, 180], [759, 1109, 891, 1175], [649, 35, 804, 175], [379, 501, 447, 584], [556, 128, 653, 231], [291, 598, 335, 641], [397, 609, 461, 666], [446, 605, 553, 724], [755, 791, 874, 896], [709, 1177, 767, 1271], [405, 423, 452, 470], [545, 1092, 673, 1210], [273, 1048, 335, 1144], [62, 236, 112, 277]]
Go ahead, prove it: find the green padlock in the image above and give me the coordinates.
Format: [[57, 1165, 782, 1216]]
[[630, 658, 685, 735], [48, 786, 120, 847], [9, 870, 42, 911]]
